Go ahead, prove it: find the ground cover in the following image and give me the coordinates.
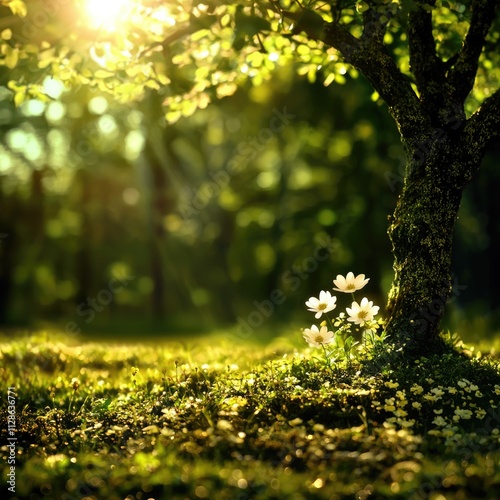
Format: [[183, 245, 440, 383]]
[[1, 330, 500, 499]]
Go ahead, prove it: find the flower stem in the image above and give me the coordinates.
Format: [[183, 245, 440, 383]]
[[325, 313, 335, 332], [321, 343, 333, 373]]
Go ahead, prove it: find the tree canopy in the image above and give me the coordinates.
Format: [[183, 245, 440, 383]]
[[1, 1, 498, 124]]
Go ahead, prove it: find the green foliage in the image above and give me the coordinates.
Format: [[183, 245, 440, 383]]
[[2, 0, 498, 121], [1, 331, 500, 498], [0, 68, 402, 327], [291, 9, 326, 39], [233, 5, 272, 50]]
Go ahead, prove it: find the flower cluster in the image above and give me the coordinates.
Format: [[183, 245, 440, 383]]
[[372, 377, 500, 447], [302, 272, 382, 365]]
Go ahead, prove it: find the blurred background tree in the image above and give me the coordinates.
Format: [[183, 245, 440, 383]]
[[1, 64, 498, 338]]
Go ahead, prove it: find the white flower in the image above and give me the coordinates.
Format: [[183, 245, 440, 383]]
[[433, 416, 447, 427], [305, 290, 337, 319], [346, 297, 380, 326], [303, 325, 334, 347], [454, 408, 473, 420], [333, 272, 369, 293]]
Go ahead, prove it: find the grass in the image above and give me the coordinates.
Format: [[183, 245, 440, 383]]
[[1, 329, 500, 499]]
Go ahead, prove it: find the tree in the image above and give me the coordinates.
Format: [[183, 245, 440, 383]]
[[1, 0, 499, 357]]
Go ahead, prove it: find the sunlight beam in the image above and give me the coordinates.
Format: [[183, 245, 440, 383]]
[[83, 0, 136, 32]]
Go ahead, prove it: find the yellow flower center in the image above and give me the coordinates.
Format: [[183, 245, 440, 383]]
[[346, 284, 356, 290], [318, 303, 327, 310], [358, 310, 368, 319], [315, 335, 324, 343]]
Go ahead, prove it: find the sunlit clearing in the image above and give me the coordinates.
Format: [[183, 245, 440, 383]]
[[83, 0, 136, 31]]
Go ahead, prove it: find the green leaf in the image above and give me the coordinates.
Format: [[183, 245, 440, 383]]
[[1, 29, 13, 40], [293, 9, 325, 40], [189, 13, 217, 30], [356, 2, 370, 14], [94, 69, 116, 79], [4, 46, 19, 69], [234, 6, 271, 38], [232, 35, 246, 51], [6, 0, 27, 17], [14, 90, 25, 106]]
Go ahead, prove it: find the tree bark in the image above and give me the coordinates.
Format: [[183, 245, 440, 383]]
[[385, 131, 485, 357], [384, 83, 500, 357]]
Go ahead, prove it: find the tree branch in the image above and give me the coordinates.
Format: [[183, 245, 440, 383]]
[[284, 8, 431, 141], [448, 0, 497, 104], [361, 3, 390, 46], [281, 8, 360, 54], [407, 0, 446, 120], [463, 88, 500, 154], [139, 16, 217, 58], [138, 26, 201, 58], [348, 44, 431, 142]]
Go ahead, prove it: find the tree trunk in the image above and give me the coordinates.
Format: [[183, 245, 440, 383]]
[[312, 0, 500, 359], [76, 169, 93, 307], [145, 142, 170, 323], [385, 134, 482, 357]]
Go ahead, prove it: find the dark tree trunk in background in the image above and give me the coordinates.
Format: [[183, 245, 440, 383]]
[[144, 140, 171, 323], [76, 169, 92, 307], [0, 233, 13, 323], [28, 168, 45, 321], [0, 191, 16, 323]]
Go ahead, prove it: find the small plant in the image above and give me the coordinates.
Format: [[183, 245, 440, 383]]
[[302, 272, 385, 369], [67, 377, 80, 415]]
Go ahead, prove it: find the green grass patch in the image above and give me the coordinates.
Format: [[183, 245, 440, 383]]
[[1, 330, 500, 499]]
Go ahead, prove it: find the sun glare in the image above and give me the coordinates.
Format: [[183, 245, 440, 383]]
[[83, 0, 136, 32]]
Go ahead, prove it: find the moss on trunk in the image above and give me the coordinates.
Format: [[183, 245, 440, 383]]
[[384, 134, 482, 358]]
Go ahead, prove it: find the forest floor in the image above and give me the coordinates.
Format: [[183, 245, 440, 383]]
[[1, 330, 500, 499]]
